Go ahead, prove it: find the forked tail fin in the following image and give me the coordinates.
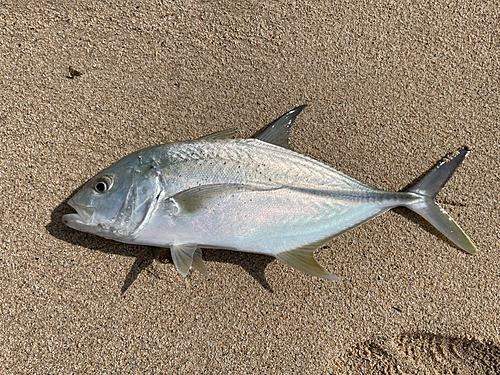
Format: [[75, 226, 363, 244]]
[[404, 148, 477, 254]]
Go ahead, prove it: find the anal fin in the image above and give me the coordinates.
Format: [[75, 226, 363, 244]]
[[276, 242, 339, 281]]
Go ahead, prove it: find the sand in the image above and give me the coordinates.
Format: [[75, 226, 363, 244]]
[[1, 1, 499, 373]]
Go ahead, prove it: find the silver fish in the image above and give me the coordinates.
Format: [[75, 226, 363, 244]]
[[63, 106, 477, 280]]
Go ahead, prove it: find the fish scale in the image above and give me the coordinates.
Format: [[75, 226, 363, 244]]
[[157, 139, 370, 193]]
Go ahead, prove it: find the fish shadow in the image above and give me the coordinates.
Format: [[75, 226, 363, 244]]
[[392, 206, 461, 250], [151, 248, 275, 293], [46, 194, 276, 294]]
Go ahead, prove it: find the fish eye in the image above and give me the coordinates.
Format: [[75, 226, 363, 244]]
[[93, 176, 113, 193]]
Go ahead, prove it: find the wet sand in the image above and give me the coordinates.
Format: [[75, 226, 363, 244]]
[[1, 1, 499, 373]]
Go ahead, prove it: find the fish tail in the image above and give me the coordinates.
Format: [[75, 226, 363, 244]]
[[403, 148, 477, 254]]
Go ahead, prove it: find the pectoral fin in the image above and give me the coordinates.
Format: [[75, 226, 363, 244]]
[[276, 242, 339, 280], [168, 184, 280, 216], [170, 243, 198, 277]]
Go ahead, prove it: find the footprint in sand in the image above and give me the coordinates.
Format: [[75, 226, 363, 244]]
[[339, 332, 500, 374]]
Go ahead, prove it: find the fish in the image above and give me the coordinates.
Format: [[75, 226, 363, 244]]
[[63, 106, 477, 280]]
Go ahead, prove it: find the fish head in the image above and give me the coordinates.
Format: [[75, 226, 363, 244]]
[[63, 153, 163, 240]]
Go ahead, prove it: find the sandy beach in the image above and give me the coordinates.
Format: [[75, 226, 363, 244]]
[[1, 1, 499, 373]]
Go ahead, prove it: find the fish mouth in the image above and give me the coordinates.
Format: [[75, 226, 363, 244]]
[[62, 198, 96, 229]]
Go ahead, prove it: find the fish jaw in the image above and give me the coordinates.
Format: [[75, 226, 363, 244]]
[[62, 198, 96, 233], [62, 203, 124, 238], [62, 213, 88, 231]]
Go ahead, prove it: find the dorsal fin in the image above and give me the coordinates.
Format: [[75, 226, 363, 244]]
[[197, 128, 238, 140], [253, 105, 306, 149]]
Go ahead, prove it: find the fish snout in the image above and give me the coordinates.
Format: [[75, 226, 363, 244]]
[[66, 198, 96, 224]]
